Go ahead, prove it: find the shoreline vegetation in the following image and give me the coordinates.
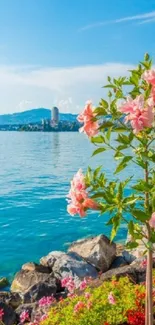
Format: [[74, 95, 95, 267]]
[[0, 120, 80, 132], [0, 233, 151, 325]]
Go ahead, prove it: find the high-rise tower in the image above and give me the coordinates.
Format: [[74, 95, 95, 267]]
[[52, 107, 59, 125]]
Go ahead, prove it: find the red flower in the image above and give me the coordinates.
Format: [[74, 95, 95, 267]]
[[0, 308, 4, 321], [127, 309, 145, 325]]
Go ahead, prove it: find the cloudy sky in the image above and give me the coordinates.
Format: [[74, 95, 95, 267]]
[[0, 0, 155, 114]]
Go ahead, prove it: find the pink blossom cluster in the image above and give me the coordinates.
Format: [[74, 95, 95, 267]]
[[61, 276, 76, 293], [79, 278, 87, 290], [77, 101, 99, 137], [20, 310, 30, 323], [108, 292, 116, 305], [142, 69, 155, 102], [119, 95, 154, 133], [67, 169, 99, 217], [0, 308, 4, 321], [38, 295, 56, 307]]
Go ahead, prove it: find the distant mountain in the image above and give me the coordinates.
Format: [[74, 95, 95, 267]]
[[0, 108, 78, 125]]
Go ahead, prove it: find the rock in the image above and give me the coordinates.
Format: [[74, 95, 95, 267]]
[[130, 258, 146, 283], [68, 235, 116, 272], [110, 256, 127, 269], [116, 243, 125, 256], [122, 250, 136, 264], [100, 265, 137, 283], [22, 262, 50, 273], [11, 269, 56, 294], [0, 278, 9, 289], [0, 302, 16, 325], [40, 251, 98, 282], [23, 279, 57, 303], [16, 303, 36, 323], [0, 292, 22, 309]]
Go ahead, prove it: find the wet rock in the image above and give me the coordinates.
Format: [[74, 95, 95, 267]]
[[0, 302, 16, 325], [0, 278, 9, 289], [110, 256, 127, 269], [0, 292, 22, 309], [22, 262, 50, 273], [40, 251, 98, 282], [11, 269, 56, 294], [23, 279, 57, 303], [16, 303, 36, 323], [130, 258, 146, 283], [100, 265, 137, 283], [68, 235, 116, 272]]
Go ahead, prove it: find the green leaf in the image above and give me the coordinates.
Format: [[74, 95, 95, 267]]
[[110, 214, 121, 241], [117, 144, 128, 151], [93, 166, 102, 179], [92, 147, 107, 157], [99, 121, 114, 130], [99, 98, 109, 109], [94, 107, 107, 116], [126, 241, 139, 249], [114, 126, 127, 132], [123, 196, 139, 205], [114, 162, 127, 174], [114, 156, 132, 174], [132, 209, 149, 222], [91, 135, 105, 144], [128, 220, 135, 237], [106, 127, 111, 141], [116, 134, 131, 145], [114, 151, 124, 160]]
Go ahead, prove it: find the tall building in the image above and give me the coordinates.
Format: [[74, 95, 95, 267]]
[[52, 107, 59, 125]]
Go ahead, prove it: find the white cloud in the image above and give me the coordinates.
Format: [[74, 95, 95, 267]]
[[79, 11, 155, 31], [0, 62, 133, 115]]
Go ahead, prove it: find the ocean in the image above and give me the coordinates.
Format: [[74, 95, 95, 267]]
[[0, 131, 141, 280]]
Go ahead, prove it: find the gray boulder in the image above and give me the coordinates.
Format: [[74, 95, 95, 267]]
[[100, 265, 137, 283], [68, 235, 116, 272], [23, 279, 57, 303], [40, 251, 98, 282], [0, 302, 16, 325], [0, 292, 22, 309], [11, 269, 57, 294]]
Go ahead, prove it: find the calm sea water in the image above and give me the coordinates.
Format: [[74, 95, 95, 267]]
[[0, 131, 142, 280]]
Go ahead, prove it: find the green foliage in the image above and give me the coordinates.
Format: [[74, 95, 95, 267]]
[[41, 277, 145, 325]]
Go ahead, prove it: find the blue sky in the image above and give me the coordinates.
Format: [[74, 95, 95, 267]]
[[0, 0, 155, 114]]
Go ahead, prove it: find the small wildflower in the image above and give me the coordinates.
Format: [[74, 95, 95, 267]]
[[84, 292, 91, 299], [74, 301, 85, 313], [79, 278, 87, 290], [20, 310, 29, 323], [108, 292, 116, 305], [0, 308, 4, 321], [38, 296, 55, 307]]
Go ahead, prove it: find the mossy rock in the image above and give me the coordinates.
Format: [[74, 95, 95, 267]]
[[0, 277, 9, 289]]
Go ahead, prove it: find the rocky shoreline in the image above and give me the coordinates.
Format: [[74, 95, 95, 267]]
[[0, 234, 149, 325]]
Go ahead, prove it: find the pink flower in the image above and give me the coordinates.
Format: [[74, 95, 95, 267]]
[[85, 292, 91, 299], [0, 308, 4, 321], [79, 278, 87, 290], [119, 95, 154, 133], [141, 259, 147, 268], [61, 277, 76, 293], [77, 101, 99, 137], [108, 292, 116, 305], [142, 69, 155, 86], [67, 169, 98, 217], [20, 310, 30, 323], [40, 314, 48, 321], [74, 301, 85, 313], [149, 212, 155, 228], [87, 301, 93, 309], [38, 296, 55, 307], [67, 293, 77, 298]]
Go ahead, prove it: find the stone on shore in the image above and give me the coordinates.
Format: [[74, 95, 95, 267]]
[[23, 279, 57, 303], [0, 292, 22, 309], [11, 268, 57, 294], [0, 302, 16, 325], [100, 265, 137, 283], [0, 277, 9, 289], [68, 235, 116, 272], [40, 251, 98, 282]]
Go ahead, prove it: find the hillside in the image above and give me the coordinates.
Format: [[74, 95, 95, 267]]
[[0, 108, 78, 125]]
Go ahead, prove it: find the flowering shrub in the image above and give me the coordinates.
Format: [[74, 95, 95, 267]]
[[41, 277, 146, 325], [67, 53, 155, 324]]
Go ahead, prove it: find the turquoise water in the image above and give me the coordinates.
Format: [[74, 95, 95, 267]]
[[0, 131, 142, 280]]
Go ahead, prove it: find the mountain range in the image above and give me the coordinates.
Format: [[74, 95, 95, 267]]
[[0, 108, 78, 125]]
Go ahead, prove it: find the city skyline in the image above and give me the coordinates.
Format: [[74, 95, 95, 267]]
[[0, 0, 155, 114]]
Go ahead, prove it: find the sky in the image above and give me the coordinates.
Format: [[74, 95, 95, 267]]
[[1, 0, 155, 114]]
